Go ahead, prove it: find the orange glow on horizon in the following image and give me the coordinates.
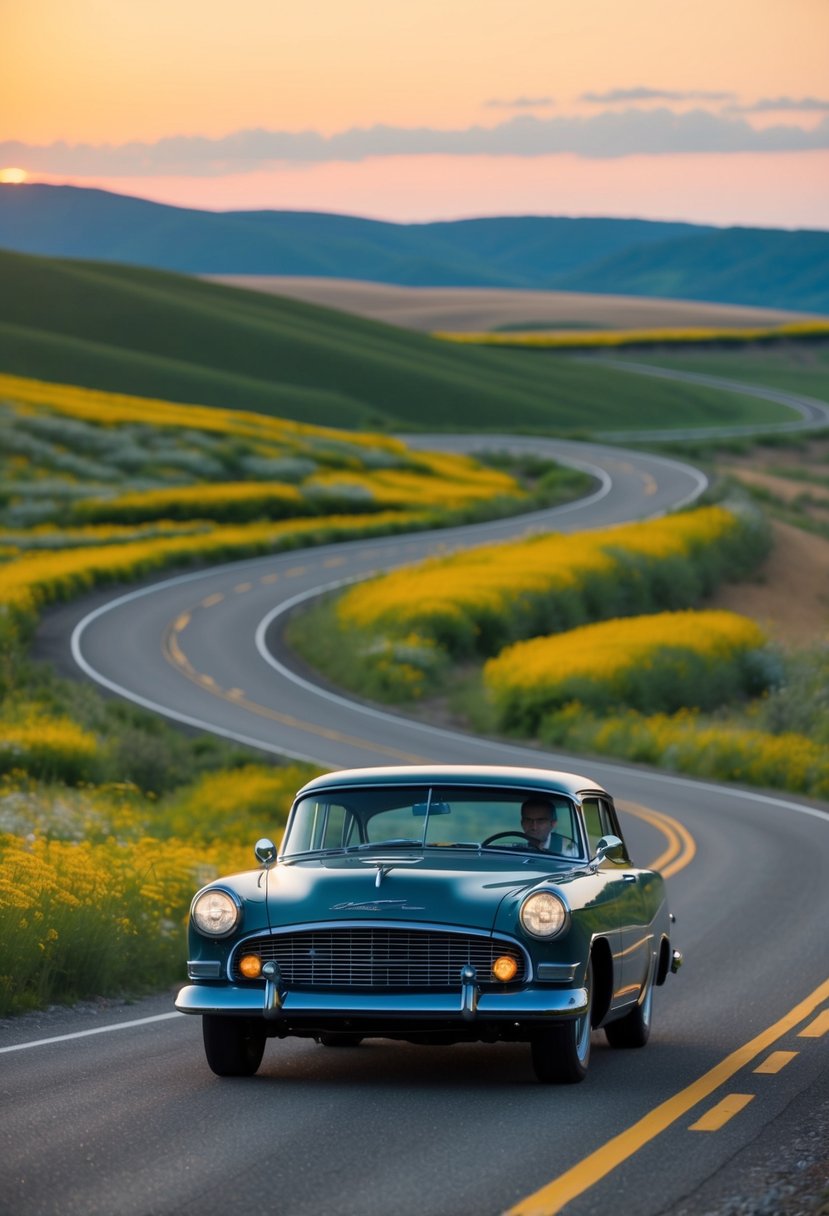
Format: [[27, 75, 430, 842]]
[[0, 167, 28, 184]]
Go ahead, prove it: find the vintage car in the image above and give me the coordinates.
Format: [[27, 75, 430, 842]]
[[175, 764, 682, 1083]]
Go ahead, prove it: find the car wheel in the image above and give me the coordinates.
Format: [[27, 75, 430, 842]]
[[530, 959, 592, 1084], [317, 1032, 364, 1047], [202, 1015, 266, 1076], [605, 965, 654, 1049]]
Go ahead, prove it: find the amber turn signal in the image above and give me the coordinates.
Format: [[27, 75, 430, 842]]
[[492, 955, 518, 982], [239, 954, 262, 978]]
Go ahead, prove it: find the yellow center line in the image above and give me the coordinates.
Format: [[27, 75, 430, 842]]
[[161, 622, 429, 763], [798, 1009, 829, 1038], [505, 977, 829, 1216], [689, 1093, 754, 1132], [166, 631, 195, 676], [621, 801, 697, 879], [754, 1051, 798, 1074], [233, 582, 253, 594]]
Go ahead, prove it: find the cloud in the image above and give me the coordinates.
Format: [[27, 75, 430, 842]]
[[4, 109, 828, 177], [484, 97, 555, 109], [582, 87, 736, 104], [728, 96, 829, 113]]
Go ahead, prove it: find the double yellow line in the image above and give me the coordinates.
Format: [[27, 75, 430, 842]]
[[623, 801, 697, 879], [505, 975, 829, 1215]]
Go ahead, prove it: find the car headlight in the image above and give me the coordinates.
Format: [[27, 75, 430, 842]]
[[191, 888, 240, 937], [520, 891, 568, 939]]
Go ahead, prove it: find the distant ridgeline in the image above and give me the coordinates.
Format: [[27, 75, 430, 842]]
[[1, 183, 828, 313]]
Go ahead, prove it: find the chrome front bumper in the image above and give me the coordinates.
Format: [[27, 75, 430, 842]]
[[175, 982, 589, 1022]]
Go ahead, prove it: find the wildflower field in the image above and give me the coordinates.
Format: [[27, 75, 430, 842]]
[[333, 504, 769, 672], [290, 501, 829, 801], [436, 320, 829, 352], [0, 372, 590, 1015], [0, 764, 316, 1015], [1, 372, 594, 655], [484, 610, 770, 728]]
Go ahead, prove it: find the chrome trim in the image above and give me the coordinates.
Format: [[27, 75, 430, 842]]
[[671, 949, 684, 973], [227, 919, 533, 983], [460, 965, 479, 1021], [255, 838, 277, 867], [174, 983, 590, 1021], [187, 960, 222, 979], [536, 962, 578, 983], [262, 961, 284, 1019]]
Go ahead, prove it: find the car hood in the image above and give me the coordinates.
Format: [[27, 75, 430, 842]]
[[263, 851, 568, 933]]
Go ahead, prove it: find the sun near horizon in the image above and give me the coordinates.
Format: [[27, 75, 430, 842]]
[[0, 167, 29, 184]]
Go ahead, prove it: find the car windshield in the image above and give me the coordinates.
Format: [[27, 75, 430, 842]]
[[281, 785, 584, 860]]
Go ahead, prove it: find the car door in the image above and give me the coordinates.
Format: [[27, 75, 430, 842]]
[[581, 795, 650, 1009]]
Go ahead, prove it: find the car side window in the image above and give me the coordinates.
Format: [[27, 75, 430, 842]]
[[320, 804, 351, 849], [581, 796, 616, 854]]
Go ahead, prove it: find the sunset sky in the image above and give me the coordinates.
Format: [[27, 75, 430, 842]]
[[2, 0, 827, 228]]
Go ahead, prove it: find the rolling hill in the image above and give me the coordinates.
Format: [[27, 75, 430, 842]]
[[0, 247, 792, 434], [2, 182, 827, 312]]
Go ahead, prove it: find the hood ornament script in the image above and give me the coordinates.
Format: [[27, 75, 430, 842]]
[[331, 899, 425, 912]]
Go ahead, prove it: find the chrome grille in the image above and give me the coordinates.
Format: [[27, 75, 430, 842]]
[[231, 927, 525, 987]]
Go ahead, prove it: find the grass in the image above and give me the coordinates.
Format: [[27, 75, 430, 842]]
[[648, 431, 829, 542], [0, 248, 799, 434], [607, 342, 829, 403]]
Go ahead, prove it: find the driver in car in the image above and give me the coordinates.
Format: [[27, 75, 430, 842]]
[[520, 798, 578, 856]]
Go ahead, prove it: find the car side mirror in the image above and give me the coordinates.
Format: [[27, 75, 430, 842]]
[[593, 835, 625, 865], [255, 838, 277, 868]]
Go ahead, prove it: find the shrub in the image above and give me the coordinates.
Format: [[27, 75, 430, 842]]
[[483, 610, 771, 731], [335, 506, 770, 687]]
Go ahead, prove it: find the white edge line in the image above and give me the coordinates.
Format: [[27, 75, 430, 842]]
[[0, 1011, 183, 1054], [68, 451, 614, 767]]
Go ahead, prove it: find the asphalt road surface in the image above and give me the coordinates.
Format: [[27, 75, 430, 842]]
[[4, 435, 827, 1216]]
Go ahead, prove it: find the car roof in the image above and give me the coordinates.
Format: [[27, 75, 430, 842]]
[[295, 764, 607, 801]]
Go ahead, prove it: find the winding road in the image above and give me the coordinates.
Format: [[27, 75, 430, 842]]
[[3, 425, 828, 1216]]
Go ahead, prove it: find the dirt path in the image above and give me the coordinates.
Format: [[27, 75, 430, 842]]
[[707, 520, 829, 646]]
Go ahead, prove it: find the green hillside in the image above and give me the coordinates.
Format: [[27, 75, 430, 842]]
[[0, 248, 791, 434], [558, 229, 829, 315]]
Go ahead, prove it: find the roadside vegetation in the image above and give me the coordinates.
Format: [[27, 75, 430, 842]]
[[288, 501, 829, 802], [436, 321, 829, 353], [0, 372, 590, 1016]]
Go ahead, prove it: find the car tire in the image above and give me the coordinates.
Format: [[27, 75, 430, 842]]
[[530, 960, 592, 1084], [317, 1032, 364, 1047], [202, 1015, 266, 1076], [605, 966, 653, 1049]]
